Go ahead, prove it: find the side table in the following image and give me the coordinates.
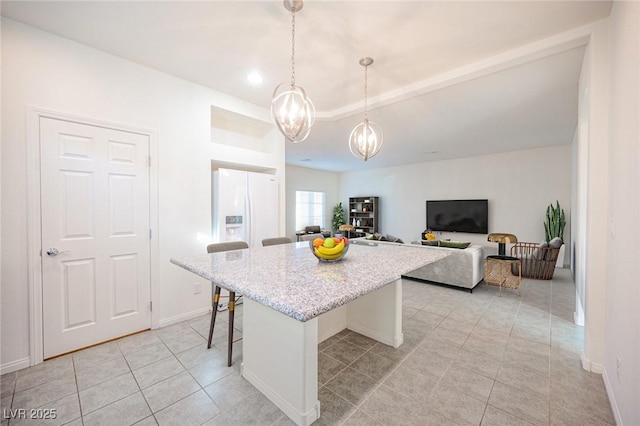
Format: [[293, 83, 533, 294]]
[[484, 255, 522, 296]]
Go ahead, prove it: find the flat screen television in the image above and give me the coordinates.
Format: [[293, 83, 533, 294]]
[[426, 199, 488, 234]]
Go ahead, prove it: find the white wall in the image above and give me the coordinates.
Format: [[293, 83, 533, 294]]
[[0, 18, 283, 370], [573, 43, 591, 327], [285, 165, 340, 240], [580, 19, 610, 374], [603, 2, 640, 424], [0, 17, 3, 373], [339, 145, 572, 255]]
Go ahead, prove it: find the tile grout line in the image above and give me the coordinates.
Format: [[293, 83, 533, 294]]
[[5, 273, 602, 426], [122, 339, 158, 424], [478, 281, 533, 426], [322, 327, 424, 424], [339, 305, 468, 425], [146, 322, 226, 423], [70, 354, 83, 425]]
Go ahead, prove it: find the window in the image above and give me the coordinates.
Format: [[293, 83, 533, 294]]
[[295, 190, 326, 230]]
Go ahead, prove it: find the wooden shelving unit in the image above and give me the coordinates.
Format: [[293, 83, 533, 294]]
[[348, 197, 379, 236]]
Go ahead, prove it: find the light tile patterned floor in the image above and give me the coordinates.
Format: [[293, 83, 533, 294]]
[[1, 269, 614, 425]]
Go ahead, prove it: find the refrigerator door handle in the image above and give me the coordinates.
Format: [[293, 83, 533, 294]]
[[246, 191, 252, 246]]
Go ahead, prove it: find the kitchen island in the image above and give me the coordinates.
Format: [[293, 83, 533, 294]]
[[171, 240, 448, 425]]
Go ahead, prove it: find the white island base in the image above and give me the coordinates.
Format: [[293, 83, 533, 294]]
[[242, 279, 403, 426]]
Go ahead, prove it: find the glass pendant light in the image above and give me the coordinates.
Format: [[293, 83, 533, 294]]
[[271, 0, 315, 143], [349, 57, 383, 161]]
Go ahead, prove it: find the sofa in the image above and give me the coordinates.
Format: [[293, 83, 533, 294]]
[[298, 225, 331, 241], [354, 239, 485, 291], [401, 242, 485, 291]]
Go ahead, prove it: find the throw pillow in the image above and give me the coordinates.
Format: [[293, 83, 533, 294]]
[[533, 241, 549, 259], [421, 240, 438, 246], [365, 233, 375, 240], [545, 238, 562, 260], [548, 237, 563, 248], [438, 240, 471, 249], [386, 234, 404, 244]]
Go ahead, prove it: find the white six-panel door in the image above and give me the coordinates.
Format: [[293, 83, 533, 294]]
[[40, 117, 151, 358]]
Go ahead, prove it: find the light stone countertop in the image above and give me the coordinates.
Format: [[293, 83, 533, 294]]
[[171, 241, 449, 322]]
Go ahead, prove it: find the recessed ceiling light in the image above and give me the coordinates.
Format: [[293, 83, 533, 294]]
[[424, 150, 439, 154], [247, 71, 263, 85]]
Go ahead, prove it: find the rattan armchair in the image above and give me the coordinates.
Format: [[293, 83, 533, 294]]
[[510, 242, 561, 280]]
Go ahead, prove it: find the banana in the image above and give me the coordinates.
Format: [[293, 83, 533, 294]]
[[314, 248, 343, 260], [316, 240, 345, 256]]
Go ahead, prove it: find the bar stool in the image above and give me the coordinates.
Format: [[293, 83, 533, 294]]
[[261, 237, 292, 246], [206, 241, 248, 366]]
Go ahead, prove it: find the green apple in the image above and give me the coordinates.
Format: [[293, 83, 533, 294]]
[[323, 238, 336, 248]]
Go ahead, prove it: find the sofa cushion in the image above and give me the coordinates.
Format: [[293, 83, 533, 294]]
[[438, 240, 471, 249]]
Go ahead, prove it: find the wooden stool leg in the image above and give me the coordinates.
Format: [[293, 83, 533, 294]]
[[227, 292, 235, 367], [208, 285, 221, 349]]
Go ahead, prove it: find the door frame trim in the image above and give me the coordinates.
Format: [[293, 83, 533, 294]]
[[27, 107, 160, 366]]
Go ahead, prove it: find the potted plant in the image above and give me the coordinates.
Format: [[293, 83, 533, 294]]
[[332, 202, 345, 237], [544, 200, 566, 267]]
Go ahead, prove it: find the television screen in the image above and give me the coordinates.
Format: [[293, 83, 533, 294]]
[[426, 199, 488, 234]]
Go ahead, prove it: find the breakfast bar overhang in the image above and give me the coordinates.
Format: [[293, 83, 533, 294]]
[[171, 241, 448, 425]]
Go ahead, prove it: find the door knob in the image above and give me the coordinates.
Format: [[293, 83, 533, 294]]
[[46, 248, 67, 256]]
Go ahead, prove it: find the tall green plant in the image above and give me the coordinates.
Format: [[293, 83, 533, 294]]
[[332, 202, 345, 232], [544, 200, 566, 242]]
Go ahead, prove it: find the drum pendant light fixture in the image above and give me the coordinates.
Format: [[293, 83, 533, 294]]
[[349, 57, 383, 161], [271, 0, 315, 143]]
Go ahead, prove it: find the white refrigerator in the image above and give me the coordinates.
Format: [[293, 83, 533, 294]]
[[212, 168, 278, 248]]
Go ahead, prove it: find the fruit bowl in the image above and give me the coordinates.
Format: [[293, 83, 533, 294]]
[[309, 237, 349, 262]]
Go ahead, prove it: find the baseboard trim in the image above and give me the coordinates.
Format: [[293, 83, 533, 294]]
[[158, 307, 211, 328], [1, 357, 31, 375], [318, 306, 347, 344], [580, 351, 604, 374], [241, 363, 320, 426], [318, 321, 346, 344], [602, 368, 624, 426], [347, 322, 403, 348]]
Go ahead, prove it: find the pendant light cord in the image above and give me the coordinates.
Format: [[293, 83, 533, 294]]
[[272, 0, 314, 143], [290, 3, 296, 87], [363, 64, 368, 120]]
